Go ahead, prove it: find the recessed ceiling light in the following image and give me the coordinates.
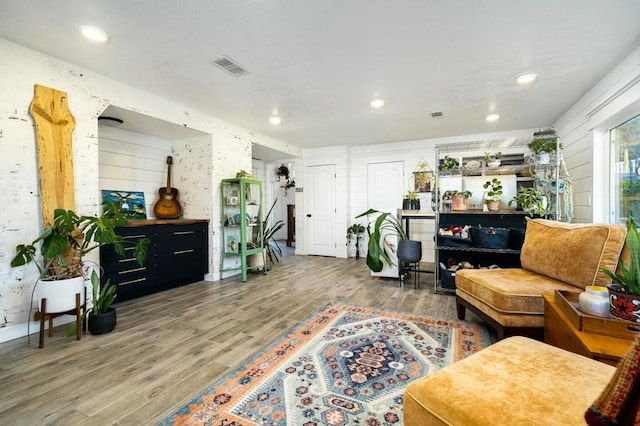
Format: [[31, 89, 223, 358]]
[[486, 114, 500, 122], [79, 25, 110, 43], [269, 116, 282, 125], [515, 73, 538, 87], [370, 98, 385, 109]]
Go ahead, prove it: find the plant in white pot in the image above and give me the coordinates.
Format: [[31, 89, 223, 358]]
[[483, 178, 503, 211], [528, 128, 561, 164], [484, 151, 502, 169], [602, 214, 640, 323], [11, 202, 149, 316]]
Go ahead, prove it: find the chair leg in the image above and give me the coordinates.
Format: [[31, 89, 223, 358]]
[[39, 298, 46, 349], [456, 298, 466, 320]]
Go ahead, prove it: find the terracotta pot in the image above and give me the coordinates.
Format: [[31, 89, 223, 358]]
[[607, 283, 640, 323], [451, 195, 468, 211]]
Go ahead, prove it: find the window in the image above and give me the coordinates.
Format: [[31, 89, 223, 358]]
[[611, 114, 640, 224]]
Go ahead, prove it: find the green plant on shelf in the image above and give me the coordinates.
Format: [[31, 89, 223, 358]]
[[438, 155, 459, 171], [483, 178, 503, 201]]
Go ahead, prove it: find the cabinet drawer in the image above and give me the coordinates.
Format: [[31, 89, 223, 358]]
[[157, 225, 207, 252], [156, 249, 207, 285], [101, 241, 157, 264], [101, 254, 156, 275], [102, 265, 156, 287]]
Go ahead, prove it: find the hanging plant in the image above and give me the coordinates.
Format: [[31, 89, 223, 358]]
[[276, 164, 290, 180], [282, 179, 295, 196]]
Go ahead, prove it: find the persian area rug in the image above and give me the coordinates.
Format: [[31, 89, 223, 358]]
[[159, 302, 490, 426]]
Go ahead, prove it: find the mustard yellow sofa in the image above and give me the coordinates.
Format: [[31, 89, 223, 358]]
[[403, 336, 619, 425], [455, 219, 627, 339]]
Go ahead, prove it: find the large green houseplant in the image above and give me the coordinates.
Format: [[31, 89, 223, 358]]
[[12, 202, 149, 279], [603, 215, 640, 322], [355, 208, 408, 272]]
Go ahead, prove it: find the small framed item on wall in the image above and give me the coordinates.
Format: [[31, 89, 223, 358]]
[[101, 190, 147, 219], [414, 171, 433, 193], [226, 235, 239, 253]]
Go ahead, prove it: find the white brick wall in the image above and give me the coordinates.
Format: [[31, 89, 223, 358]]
[[0, 38, 289, 342]]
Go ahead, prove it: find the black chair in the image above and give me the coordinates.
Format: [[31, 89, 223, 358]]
[[398, 239, 422, 289]]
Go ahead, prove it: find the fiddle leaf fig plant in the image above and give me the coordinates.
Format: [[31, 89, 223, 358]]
[[355, 208, 408, 273]]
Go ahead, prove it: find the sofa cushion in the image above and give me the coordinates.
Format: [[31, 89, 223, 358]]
[[455, 268, 578, 315], [404, 336, 616, 426], [520, 219, 626, 289]]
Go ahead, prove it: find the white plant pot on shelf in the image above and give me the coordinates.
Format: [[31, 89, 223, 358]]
[[37, 275, 85, 313]]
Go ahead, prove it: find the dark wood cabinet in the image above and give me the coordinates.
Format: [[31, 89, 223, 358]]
[[101, 220, 208, 302]]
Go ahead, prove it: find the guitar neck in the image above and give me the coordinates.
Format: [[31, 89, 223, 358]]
[[166, 164, 172, 192]]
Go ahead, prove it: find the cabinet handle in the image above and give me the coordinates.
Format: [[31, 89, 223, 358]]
[[117, 267, 146, 275], [117, 258, 137, 263], [174, 231, 194, 235], [119, 277, 147, 286], [123, 234, 146, 239], [174, 249, 195, 255]]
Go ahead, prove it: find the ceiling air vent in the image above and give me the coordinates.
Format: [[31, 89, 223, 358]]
[[211, 56, 248, 77], [431, 111, 443, 118]]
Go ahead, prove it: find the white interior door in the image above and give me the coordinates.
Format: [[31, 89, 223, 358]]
[[307, 164, 336, 256]]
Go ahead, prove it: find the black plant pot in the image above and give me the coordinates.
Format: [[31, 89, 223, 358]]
[[398, 239, 422, 263], [88, 308, 117, 335]]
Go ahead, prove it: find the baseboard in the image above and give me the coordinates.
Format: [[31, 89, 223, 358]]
[[0, 315, 75, 344]]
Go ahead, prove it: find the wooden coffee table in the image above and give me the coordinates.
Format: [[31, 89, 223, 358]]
[[544, 294, 633, 366]]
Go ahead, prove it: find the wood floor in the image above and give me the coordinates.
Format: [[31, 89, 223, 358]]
[[0, 249, 483, 425]]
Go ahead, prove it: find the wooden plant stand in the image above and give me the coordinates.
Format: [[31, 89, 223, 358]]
[[35, 291, 86, 349]]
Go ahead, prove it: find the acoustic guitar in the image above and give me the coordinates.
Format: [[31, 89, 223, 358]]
[[153, 156, 182, 219]]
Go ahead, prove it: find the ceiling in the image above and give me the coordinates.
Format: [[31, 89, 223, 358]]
[[2, 1, 640, 158]]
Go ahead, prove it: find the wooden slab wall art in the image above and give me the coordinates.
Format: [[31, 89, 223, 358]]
[[29, 84, 76, 227]]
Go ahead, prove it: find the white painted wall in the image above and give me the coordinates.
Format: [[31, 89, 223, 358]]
[[0, 38, 293, 342], [554, 45, 640, 223]]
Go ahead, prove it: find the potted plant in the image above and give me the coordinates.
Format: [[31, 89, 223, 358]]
[[484, 151, 502, 169], [276, 164, 290, 180], [528, 129, 561, 164], [249, 198, 285, 270], [508, 187, 546, 216], [355, 208, 410, 273], [11, 202, 149, 314], [66, 270, 118, 336], [603, 214, 640, 323], [438, 156, 459, 174], [346, 224, 366, 260], [403, 190, 421, 212], [483, 178, 503, 211], [443, 190, 472, 211]]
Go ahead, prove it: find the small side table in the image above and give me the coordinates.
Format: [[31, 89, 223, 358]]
[[543, 294, 633, 366]]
